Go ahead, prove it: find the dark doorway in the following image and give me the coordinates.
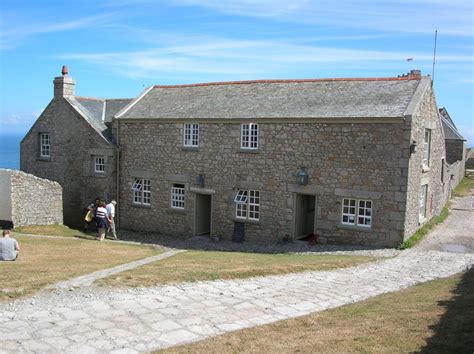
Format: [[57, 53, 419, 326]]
[[295, 194, 315, 239], [195, 194, 211, 235]]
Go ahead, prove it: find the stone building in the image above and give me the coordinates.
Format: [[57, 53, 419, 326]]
[[21, 68, 466, 247], [0, 169, 63, 228]]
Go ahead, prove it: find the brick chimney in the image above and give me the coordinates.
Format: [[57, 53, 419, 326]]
[[53, 65, 75, 97]]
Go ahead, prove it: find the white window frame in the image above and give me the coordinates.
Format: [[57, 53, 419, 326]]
[[94, 156, 105, 173], [39, 133, 50, 158], [235, 189, 260, 221], [171, 183, 185, 209], [183, 123, 199, 147], [423, 129, 431, 167], [241, 123, 259, 150], [419, 184, 428, 219], [341, 198, 372, 228], [132, 178, 151, 205]]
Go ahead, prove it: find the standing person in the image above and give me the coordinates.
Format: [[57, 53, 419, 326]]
[[0, 230, 20, 261], [83, 197, 100, 233], [95, 201, 110, 242], [106, 200, 118, 240]]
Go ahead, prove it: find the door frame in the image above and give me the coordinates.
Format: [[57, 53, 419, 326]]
[[193, 192, 213, 236], [293, 193, 316, 239]]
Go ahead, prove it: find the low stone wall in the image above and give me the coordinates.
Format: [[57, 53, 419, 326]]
[[447, 160, 465, 191], [6, 169, 63, 227]]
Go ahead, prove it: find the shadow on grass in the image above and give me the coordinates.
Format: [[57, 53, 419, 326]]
[[418, 267, 474, 353]]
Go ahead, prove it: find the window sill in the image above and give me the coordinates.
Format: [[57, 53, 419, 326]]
[[132, 203, 151, 209], [239, 149, 260, 154], [422, 165, 430, 173], [233, 218, 261, 225], [339, 224, 372, 232], [92, 173, 107, 178], [182, 146, 200, 151], [37, 157, 51, 162], [167, 208, 187, 215]]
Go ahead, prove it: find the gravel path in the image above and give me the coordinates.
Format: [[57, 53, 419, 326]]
[[0, 194, 472, 353]]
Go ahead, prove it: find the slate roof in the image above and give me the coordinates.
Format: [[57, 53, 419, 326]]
[[66, 97, 131, 142], [439, 107, 465, 141], [116, 77, 424, 120]]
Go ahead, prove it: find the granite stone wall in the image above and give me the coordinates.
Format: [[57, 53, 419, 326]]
[[117, 120, 410, 247], [21, 98, 117, 227], [445, 140, 465, 165], [5, 170, 63, 227], [404, 86, 446, 240]]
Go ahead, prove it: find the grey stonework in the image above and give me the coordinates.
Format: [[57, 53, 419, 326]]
[[0, 169, 62, 227], [404, 86, 449, 239], [117, 121, 409, 247], [20, 97, 117, 227], [21, 70, 466, 247], [445, 140, 465, 165]]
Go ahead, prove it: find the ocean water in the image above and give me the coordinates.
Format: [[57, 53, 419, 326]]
[[0, 134, 22, 170]]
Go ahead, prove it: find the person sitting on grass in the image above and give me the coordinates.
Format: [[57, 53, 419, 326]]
[[0, 229, 20, 261]]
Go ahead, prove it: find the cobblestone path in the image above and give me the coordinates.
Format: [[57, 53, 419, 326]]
[[0, 196, 472, 353]]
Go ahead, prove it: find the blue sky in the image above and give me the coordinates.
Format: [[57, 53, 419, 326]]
[[1, 0, 473, 145]]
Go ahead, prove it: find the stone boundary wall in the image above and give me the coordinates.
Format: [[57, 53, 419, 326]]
[[447, 160, 465, 192], [8, 169, 63, 227]]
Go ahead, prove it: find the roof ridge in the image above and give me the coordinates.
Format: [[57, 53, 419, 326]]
[[106, 98, 133, 101], [153, 76, 422, 89], [75, 96, 105, 102]]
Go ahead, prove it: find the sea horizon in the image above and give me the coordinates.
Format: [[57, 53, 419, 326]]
[[0, 133, 23, 170]]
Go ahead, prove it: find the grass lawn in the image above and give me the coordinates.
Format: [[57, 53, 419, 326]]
[[96, 251, 377, 287], [161, 269, 474, 353], [453, 175, 474, 197], [14, 224, 94, 239], [0, 235, 163, 301]]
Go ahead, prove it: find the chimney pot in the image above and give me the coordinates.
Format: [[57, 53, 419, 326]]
[[61, 65, 69, 76]]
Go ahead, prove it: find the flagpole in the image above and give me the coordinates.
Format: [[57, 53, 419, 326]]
[[432, 29, 438, 87]]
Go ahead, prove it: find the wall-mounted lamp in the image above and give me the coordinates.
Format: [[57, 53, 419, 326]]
[[410, 140, 417, 154], [196, 174, 205, 188], [297, 167, 309, 185]]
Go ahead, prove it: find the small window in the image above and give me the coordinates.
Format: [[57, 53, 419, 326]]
[[241, 123, 259, 150], [183, 123, 199, 147], [39, 133, 50, 158], [423, 129, 431, 167], [94, 156, 105, 173], [419, 184, 428, 219], [441, 158, 445, 183], [235, 189, 260, 220], [341, 198, 372, 228], [132, 178, 151, 205], [234, 190, 248, 203], [171, 183, 185, 209]]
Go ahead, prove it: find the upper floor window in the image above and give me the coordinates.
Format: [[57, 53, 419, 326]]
[[132, 178, 151, 205], [39, 133, 50, 158], [234, 189, 260, 221], [94, 156, 105, 173], [183, 123, 199, 147], [423, 129, 431, 167], [171, 183, 185, 209], [241, 123, 259, 150], [341, 198, 372, 228]]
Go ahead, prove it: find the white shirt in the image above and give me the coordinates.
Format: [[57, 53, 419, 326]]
[[106, 203, 115, 218]]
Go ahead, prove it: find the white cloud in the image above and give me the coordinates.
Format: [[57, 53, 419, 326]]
[[171, 0, 474, 36], [0, 13, 116, 50], [56, 37, 473, 80]]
